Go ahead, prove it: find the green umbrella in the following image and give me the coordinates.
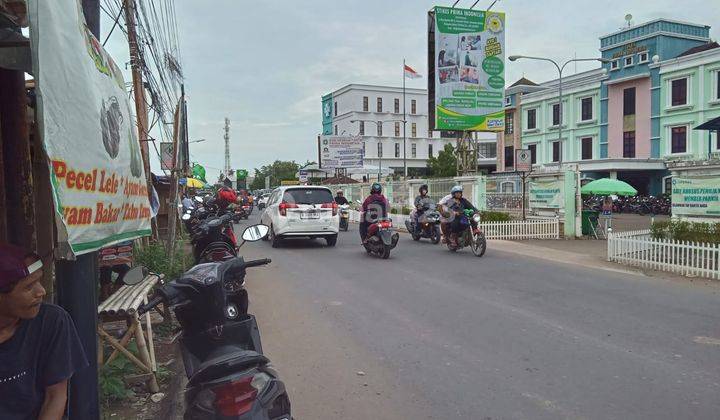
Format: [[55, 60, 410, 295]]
[[581, 178, 637, 196]]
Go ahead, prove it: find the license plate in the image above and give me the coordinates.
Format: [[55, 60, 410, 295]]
[[301, 211, 319, 219]]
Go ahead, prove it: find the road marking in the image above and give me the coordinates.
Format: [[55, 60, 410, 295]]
[[693, 336, 720, 346]]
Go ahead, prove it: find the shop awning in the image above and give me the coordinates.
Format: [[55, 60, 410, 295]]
[[695, 115, 720, 131]]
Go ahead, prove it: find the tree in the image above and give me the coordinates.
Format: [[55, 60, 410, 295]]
[[427, 143, 456, 178], [249, 160, 300, 190]]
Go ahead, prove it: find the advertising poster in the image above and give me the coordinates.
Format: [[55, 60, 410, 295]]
[[433, 6, 505, 131], [29, 0, 152, 255], [320, 135, 364, 169], [529, 179, 564, 209], [160, 142, 174, 170], [671, 177, 720, 217]]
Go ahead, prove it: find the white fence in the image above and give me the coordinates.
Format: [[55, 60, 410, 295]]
[[480, 218, 559, 240], [607, 229, 720, 280]]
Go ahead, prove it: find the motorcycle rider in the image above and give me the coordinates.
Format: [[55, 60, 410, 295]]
[[359, 183, 389, 242], [334, 189, 349, 205], [441, 186, 479, 246], [412, 184, 433, 234]]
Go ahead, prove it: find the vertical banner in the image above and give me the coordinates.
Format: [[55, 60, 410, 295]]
[[29, 0, 152, 255], [160, 142, 175, 170], [432, 6, 505, 131]]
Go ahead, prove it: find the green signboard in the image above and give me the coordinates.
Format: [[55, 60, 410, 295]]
[[321, 93, 333, 135], [236, 169, 248, 180], [529, 179, 564, 209], [671, 176, 720, 217], [433, 6, 505, 131]]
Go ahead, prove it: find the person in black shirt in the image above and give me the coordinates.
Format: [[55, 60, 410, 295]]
[[0, 244, 88, 420], [334, 190, 349, 205]]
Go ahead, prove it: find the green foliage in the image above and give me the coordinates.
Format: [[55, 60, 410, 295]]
[[99, 352, 136, 405], [249, 160, 301, 190], [427, 144, 457, 178], [133, 241, 192, 280], [650, 220, 720, 244], [480, 211, 512, 222]]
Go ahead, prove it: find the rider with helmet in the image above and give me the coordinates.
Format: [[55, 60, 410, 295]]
[[359, 183, 389, 242], [334, 189, 349, 205], [439, 185, 478, 245], [412, 184, 434, 234]]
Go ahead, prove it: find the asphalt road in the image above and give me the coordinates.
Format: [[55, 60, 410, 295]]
[[235, 216, 720, 420]]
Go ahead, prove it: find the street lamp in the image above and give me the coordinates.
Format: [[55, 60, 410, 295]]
[[351, 119, 406, 182]]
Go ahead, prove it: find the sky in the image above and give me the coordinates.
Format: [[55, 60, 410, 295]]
[[101, 0, 720, 179]]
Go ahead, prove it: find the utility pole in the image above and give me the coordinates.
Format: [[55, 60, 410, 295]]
[[224, 117, 231, 176]]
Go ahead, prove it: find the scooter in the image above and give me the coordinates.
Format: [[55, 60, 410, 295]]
[[184, 211, 241, 264], [405, 204, 441, 244], [130, 224, 292, 420], [363, 218, 399, 259], [446, 209, 487, 257], [339, 204, 350, 231]]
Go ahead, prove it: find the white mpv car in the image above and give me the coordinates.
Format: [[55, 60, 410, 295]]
[[260, 186, 340, 247]]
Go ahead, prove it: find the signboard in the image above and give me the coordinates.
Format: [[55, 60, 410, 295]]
[[29, 0, 152, 255], [280, 180, 300, 186], [160, 142, 174, 170], [298, 169, 309, 183], [319, 135, 364, 169], [671, 176, 720, 217], [432, 6, 505, 131], [322, 93, 333, 135], [529, 179, 564, 209], [515, 149, 531, 172], [98, 240, 133, 268], [236, 169, 248, 180]]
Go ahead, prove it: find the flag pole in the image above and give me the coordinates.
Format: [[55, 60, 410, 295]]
[[403, 58, 407, 179]]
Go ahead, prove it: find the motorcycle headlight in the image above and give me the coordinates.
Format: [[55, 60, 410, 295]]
[[472, 213, 481, 223]]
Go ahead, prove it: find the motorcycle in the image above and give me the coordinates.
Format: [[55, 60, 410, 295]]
[[184, 210, 241, 264], [339, 204, 350, 231], [363, 218, 399, 259], [405, 204, 441, 244], [447, 209, 487, 257], [130, 224, 292, 420]]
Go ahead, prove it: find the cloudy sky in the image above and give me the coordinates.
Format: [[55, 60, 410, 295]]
[[102, 0, 719, 178]]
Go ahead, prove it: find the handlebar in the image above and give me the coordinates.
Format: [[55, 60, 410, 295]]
[[137, 295, 163, 316], [244, 258, 272, 268]]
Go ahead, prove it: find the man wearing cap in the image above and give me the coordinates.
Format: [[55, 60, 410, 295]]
[[0, 244, 88, 419]]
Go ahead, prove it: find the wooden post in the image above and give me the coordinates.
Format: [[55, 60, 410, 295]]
[[132, 314, 159, 392]]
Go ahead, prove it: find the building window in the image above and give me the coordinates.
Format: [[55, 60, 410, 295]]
[[551, 103, 561, 126], [363, 96, 368, 111], [552, 141, 561, 162], [428, 144, 433, 158], [501, 182, 515, 193], [610, 59, 619, 70], [334, 101, 337, 116], [411, 123, 417, 138], [716, 71, 720, 100], [377, 97, 383, 112], [478, 142, 496, 158], [377, 123, 382, 136], [504, 146, 514, 170], [663, 176, 672, 194], [528, 144, 537, 164], [581, 97, 593, 121], [505, 96, 512, 106], [671, 78, 688, 107], [638, 52, 649, 63], [334, 125, 338, 135], [624, 56, 634, 67], [411, 143, 417, 158], [623, 131, 636, 158], [394, 98, 400, 114], [505, 111, 514, 134], [411, 99, 417, 114], [581, 137, 593, 160], [527, 108, 537, 130], [394, 122, 400, 137], [395, 143, 400, 158], [623, 87, 635, 116], [359, 121, 365, 135], [671, 126, 687, 154]]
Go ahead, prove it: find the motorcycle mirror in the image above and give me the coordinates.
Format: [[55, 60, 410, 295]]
[[194, 196, 203, 203], [121, 266, 145, 286], [181, 213, 191, 221], [355, 199, 362, 205], [242, 224, 270, 242]]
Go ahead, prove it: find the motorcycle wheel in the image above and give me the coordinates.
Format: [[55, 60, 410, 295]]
[[412, 231, 420, 241], [472, 232, 487, 257], [380, 244, 391, 259], [431, 226, 441, 244]]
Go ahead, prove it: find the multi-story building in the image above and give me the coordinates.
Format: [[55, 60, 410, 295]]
[[321, 84, 496, 176], [498, 18, 720, 195]]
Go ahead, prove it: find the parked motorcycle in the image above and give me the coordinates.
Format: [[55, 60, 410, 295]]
[[339, 204, 350, 231], [405, 204, 441, 244], [131, 224, 292, 420], [447, 209, 487, 257], [183, 207, 242, 264], [363, 218, 399, 259]]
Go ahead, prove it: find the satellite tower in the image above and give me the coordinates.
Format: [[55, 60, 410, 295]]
[[223, 118, 231, 176]]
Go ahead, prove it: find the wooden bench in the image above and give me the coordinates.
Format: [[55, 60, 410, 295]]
[[97, 274, 163, 393]]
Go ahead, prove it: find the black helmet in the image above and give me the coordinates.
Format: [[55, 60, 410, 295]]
[[371, 182, 382, 194], [419, 184, 428, 193]]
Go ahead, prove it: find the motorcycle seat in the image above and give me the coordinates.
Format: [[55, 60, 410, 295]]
[[188, 347, 269, 386]]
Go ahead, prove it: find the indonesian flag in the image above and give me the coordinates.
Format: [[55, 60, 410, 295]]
[[404, 64, 422, 79]]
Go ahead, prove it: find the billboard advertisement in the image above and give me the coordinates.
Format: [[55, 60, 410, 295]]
[[319, 135, 364, 169], [29, 0, 152, 255], [529, 179, 564, 209], [432, 6, 505, 131], [671, 176, 720, 217]]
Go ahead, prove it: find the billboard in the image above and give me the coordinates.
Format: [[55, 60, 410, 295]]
[[29, 0, 152, 255], [430, 6, 505, 132], [322, 93, 333, 135], [319, 135, 364, 169], [529, 179, 564, 209], [671, 176, 720, 217]]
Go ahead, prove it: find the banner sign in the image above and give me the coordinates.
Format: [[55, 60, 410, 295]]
[[319, 135, 364, 169], [160, 142, 174, 171], [29, 0, 152, 255], [671, 176, 720, 217], [298, 170, 309, 183], [433, 6, 505, 131], [529, 179, 564, 209]]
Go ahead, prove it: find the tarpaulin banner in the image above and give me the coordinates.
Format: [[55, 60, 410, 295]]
[[529, 179, 564, 210], [671, 176, 720, 217], [320, 135, 364, 169], [29, 0, 151, 255]]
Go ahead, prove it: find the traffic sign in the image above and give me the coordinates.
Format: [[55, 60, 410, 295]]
[[516, 149, 532, 172]]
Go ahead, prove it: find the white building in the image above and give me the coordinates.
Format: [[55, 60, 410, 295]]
[[321, 84, 496, 176]]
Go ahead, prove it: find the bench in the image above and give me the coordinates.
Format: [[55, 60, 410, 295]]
[[97, 274, 163, 393]]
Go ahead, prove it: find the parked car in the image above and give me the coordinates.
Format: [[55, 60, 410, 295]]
[[257, 193, 271, 210], [260, 186, 339, 247]]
